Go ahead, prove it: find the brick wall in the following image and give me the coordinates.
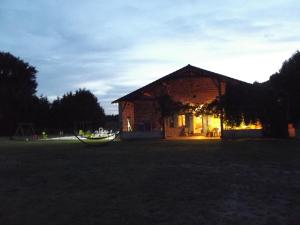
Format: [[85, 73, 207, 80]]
[[134, 100, 161, 131], [141, 77, 225, 105], [119, 101, 134, 132], [166, 77, 224, 104], [119, 77, 228, 135]]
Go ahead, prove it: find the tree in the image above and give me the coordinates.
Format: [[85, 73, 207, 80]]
[[202, 81, 288, 137], [155, 94, 189, 138], [50, 89, 105, 133], [31, 96, 51, 133], [221, 82, 266, 127], [0, 52, 38, 135], [198, 82, 262, 126], [269, 50, 300, 125]]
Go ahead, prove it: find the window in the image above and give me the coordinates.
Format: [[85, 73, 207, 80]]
[[178, 114, 186, 127]]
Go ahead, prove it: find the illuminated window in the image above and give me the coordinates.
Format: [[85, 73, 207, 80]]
[[178, 114, 186, 127]]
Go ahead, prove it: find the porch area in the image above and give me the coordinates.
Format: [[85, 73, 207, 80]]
[[165, 114, 221, 138]]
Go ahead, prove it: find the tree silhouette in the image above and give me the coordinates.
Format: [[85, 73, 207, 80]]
[[269, 50, 300, 125], [31, 96, 51, 133], [201, 80, 289, 137], [50, 89, 105, 133], [0, 52, 38, 135], [204, 51, 300, 138]]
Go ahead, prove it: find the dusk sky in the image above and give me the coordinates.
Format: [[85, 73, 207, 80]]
[[1, 0, 299, 114]]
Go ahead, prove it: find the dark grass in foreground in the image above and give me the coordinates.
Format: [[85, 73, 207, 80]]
[[0, 139, 300, 225]]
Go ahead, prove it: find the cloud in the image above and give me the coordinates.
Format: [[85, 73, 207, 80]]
[[1, 0, 300, 115], [75, 80, 113, 96], [47, 95, 60, 102]]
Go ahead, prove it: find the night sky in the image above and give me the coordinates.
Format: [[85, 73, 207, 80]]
[[1, 0, 299, 114]]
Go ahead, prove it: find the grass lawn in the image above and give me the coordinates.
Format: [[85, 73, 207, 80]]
[[0, 139, 300, 225]]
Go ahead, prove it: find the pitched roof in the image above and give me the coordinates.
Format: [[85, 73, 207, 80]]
[[112, 64, 248, 103]]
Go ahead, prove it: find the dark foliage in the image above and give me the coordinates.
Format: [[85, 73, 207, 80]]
[[0, 52, 107, 136], [223, 82, 288, 137], [19, 95, 52, 134], [105, 115, 119, 131], [0, 52, 38, 135], [196, 83, 264, 126], [105, 114, 118, 121], [50, 89, 105, 133], [269, 50, 300, 125], [204, 50, 300, 138]]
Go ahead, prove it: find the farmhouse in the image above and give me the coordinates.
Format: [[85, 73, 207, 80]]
[[112, 65, 262, 139]]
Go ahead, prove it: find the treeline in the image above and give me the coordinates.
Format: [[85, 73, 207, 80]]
[[0, 52, 107, 136], [212, 51, 300, 137]]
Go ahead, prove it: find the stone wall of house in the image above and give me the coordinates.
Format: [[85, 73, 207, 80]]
[[141, 77, 226, 105], [165, 126, 185, 137], [121, 131, 163, 140], [223, 129, 263, 138], [155, 77, 226, 137], [166, 77, 226, 105], [120, 76, 228, 136], [134, 100, 161, 131], [119, 101, 134, 132]]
